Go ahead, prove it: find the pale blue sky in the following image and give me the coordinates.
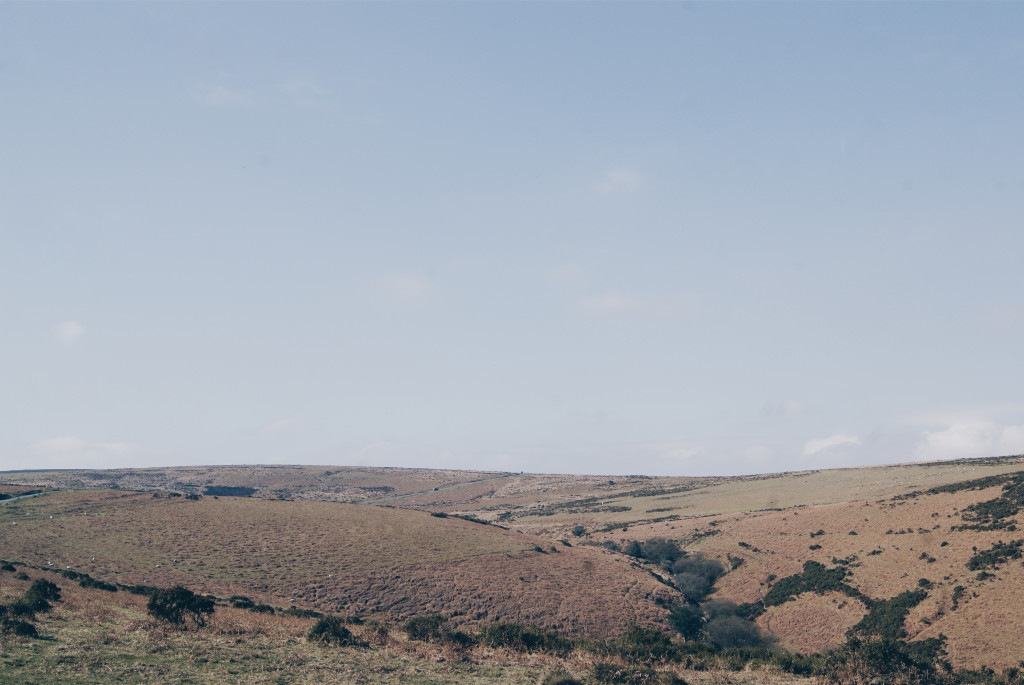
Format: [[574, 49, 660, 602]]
[[2, 2, 1023, 475]]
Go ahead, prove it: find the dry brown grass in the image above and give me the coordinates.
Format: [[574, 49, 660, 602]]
[[0, 489, 681, 640], [0, 570, 816, 685], [0, 490, 529, 585], [596, 476, 1024, 669]]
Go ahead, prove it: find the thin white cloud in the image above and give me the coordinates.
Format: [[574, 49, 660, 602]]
[[595, 167, 643, 194], [913, 420, 1024, 462], [803, 434, 861, 456], [194, 83, 252, 108], [52, 321, 84, 344]]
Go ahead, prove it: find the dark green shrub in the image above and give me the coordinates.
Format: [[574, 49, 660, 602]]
[[1, 562, 16, 572], [79, 576, 118, 592], [14, 580, 61, 616], [230, 596, 255, 609], [402, 613, 475, 647], [283, 607, 323, 619], [478, 622, 571, 655], [820, 637, 953, 685], [7, 600, 40, 618], [616, 626, 679, 661], [967, 540, 1024, 571], [403, 613, 448, 641], [307, 616, 364, 646], [250, 603, 275, 614], [0, 617, 38, 638], [571, 524, 586, 536], [27, 579, 61, 602], [849, 589, 927, 641], [146, 586, 215, 626]]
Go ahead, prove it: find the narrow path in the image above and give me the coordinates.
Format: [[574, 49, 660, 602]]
[[362, 473, 519, 504], [0, 490, 50, 505]]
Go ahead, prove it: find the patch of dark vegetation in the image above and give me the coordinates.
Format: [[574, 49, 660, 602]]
[[478, 622, 572, 656], [0, 578, 62, 638], [819, 636, 954, 685], [951, 585, 966, 611], [742, 561, 865, 619], [402, 613, 475, 648], [283, 607, 324, 619], [449, 513, 508, 529], [307, 616, 367, 646], [850, 590, 927, 641], [202, 485, 257, 497], [147, 586, 215, 627], [78, 575, 118, 592], [672, 555, 726, 603], [966, 540, 1024, 571]]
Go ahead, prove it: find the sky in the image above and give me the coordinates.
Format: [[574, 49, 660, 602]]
[[2, 2, 1023, 477]]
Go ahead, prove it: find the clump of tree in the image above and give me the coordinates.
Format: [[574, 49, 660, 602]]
[[146, 586, 214, 627], [623, 538, 685, 569], [671, 555, 725, 603]]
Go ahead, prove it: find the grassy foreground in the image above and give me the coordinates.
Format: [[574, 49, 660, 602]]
[[0, 567, 812, 685]]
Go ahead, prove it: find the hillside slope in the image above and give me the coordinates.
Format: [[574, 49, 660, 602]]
[[0, 489, 677, 638]]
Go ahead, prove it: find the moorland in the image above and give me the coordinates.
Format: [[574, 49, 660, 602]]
[[3, 455, 1024, 684]]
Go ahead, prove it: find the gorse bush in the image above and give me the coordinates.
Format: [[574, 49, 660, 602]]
[[307, 616, 364, 646], [146, 586, 214, 627], [478, 622, 572, 656], [849, 589, 927, 641], [402, 613, 475, 648]]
